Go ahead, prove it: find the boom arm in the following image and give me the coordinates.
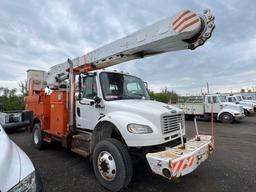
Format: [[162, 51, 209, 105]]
[[47, 9, 215, 87]]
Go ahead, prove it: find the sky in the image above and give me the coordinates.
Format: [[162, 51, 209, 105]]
[[0, 0, 256, 95]]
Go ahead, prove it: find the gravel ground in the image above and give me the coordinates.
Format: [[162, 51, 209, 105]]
[[8, 116, 256, 192]]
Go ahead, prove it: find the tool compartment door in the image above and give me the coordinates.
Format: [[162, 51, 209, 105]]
[[49, 91, 68, 136]]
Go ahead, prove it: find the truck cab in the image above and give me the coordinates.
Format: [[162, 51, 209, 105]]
[[204, 94, 244, 122], [237, 95, 256, 112], [227, 95, 254, 116], [76, 70, 185, 147]]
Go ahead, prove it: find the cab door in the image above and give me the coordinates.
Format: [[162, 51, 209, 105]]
[[76, 76, 100, 130], [205, 96, 221, 113]]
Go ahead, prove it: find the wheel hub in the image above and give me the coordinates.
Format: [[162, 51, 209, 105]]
[[34, 129, 39, 144], [97, 151, 116, 181], [224, 115, 230, 120]]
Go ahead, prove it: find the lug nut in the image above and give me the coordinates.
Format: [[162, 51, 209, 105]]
[[198, 39, 204, 45], [208, 15, 212, 20], [208, 24, 213, 28]]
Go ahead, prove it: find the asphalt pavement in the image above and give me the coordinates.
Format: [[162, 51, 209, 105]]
[[9, 116, 256, 192]]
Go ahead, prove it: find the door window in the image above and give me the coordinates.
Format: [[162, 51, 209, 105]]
[[207, 96, 218, 103], [83, 76, 97, 99]]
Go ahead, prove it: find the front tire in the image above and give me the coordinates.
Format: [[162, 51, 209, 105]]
[[32, 123, 45, 149], [244, 109, 249, 116], [220, 112, 234, 123], [93, 138, 133, 192]]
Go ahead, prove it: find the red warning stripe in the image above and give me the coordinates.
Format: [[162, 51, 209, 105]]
[[171, 162, 177, 169], [182, 156, 191, 170], [173, 13, 197, 31], [178, 18, 200, 33], [172, 10, 191, 26], [176, 159, 184, 173], [189, 156, 194, 166]]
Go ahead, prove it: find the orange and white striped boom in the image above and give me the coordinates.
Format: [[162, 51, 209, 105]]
[[47, 9, 215, 87]]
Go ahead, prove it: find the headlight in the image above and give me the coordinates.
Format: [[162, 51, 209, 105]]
[[127, 124, 153, 134], [8, 171, 36, 192]]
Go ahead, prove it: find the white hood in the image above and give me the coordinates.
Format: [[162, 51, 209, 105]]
[[243, 100, 256, 106], [106, 99, 183, 117], [0, 126, 34, 191], [222, 102, 243, 111]]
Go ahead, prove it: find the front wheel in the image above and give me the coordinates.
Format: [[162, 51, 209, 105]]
[[92, 138, 133, 192], [220, 113, 234, 123], [244, 109, 249, 116]]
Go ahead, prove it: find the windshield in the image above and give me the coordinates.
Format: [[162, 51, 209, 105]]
[[218, 95, 227, 102], [100, 72, 149, 101]]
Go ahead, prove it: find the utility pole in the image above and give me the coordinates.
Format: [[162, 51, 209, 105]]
[[207, 82, 210, 94]]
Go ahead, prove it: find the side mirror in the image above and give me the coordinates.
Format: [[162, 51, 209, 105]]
[[93, 96, 102, 104], [144, 81, 148, 90], [236, 102, 239, 104]]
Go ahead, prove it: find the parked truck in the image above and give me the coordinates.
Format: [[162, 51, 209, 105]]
[[234, 94, 256, 112], [25, 9, 215, 191], [175, 94, 244, 123], [0, 107, 32, 131], [226, 95, 254, 116]]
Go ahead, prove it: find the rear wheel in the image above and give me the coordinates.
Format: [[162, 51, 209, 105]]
[[93, 138, 133, 192], [32, 123, 45, 149], [220, 113, 234, 123]]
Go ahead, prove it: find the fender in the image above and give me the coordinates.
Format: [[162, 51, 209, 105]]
[[95, 111, 161, 147], [217, 109, 240, 120]]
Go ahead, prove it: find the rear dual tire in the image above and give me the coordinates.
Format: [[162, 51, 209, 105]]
[[32, 123, 45, 149]]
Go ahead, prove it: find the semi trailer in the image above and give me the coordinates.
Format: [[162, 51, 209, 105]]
[[25, 9, 215, 191]]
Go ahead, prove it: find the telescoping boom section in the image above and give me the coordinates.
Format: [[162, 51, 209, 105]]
[[46, 9, 214, 87], [25, 9, 215, 191]]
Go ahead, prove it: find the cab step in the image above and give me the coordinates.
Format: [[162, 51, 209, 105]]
[[71, 148, 89, 157], [71, 132, 91, 157]]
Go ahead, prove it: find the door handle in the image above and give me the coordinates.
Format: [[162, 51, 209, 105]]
[[77, 107, 80, 117]]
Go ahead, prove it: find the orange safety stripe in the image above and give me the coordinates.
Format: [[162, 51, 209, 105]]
[[173, 13, 197, 31], [172, 10, 191, 26], [171, 162, 177, 169], [189, 156, 194, 167], [176, 159, 184, 173], [182, 156, 191, 170], [178, 18, 200, 33]]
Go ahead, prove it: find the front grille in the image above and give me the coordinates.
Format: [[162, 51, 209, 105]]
[[161, 114, 185, 134]]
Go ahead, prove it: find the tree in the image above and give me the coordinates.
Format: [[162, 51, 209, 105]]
[[149, 88, 178, 104], [0, 87, 24, 111], [19, 81, 28, 96]]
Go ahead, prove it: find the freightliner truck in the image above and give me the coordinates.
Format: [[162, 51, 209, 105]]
[[25, 9, 215, 191]]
